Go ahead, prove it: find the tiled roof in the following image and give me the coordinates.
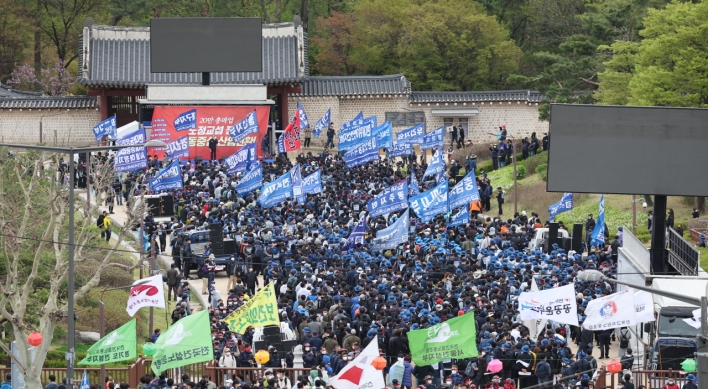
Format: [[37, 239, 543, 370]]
[[0, 83, 43, 98], [78, 23, 309, 88], [409, 90, 545, 103], [295, 74, 411, 96], [0, 95, 97, 109]]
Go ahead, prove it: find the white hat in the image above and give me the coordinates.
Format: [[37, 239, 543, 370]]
[[489, 227, 496, 236]]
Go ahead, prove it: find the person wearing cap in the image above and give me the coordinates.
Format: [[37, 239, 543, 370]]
[[535, 353, 552, 388], [218, 346, 238, 383], [680, 374, 696, 389]]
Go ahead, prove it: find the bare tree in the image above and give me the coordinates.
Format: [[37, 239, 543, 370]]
[[0, 149, 140, 388], [40, 0, 102, 67]]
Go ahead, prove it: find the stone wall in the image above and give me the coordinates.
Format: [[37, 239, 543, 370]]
[[0, 108, 101, 146], [288, 95, 548, 148]]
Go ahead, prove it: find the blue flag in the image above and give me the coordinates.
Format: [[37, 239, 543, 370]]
[[313, 109, 330, 138], [396, 123, 425, 145], [372, 212, 409, 251], [148, 160, 183, 192], [80, 370, 90, 389], [227, 110, 260, 144], [367, 180, 409, 218], [115, 127, 148, 172], [436, 171, 447, 185], [549, 193, 573, 221], [344, 137, 379, 168], [338, 117, 377, 151], [258, 170, 293, 208], [303, 169, 323, 195], [225, 143, 257, 174], [297, 102, 310, 128], [291, 164, 305, 204], [340, 111, 364, 131], [388, 142, 414, 158], [590, 195, 606, 246], [409, 181, 449, 222], [448, 207, 470, 228], [236, 163, 263, 195], [92, 114, 116, 141], [423, 149, 446, 178], [341, 215, 367, 251], [448, 171, 480, 209], [421, 126, 445, 150], [165, 135, 190, 160], [174, 109, 197, 132], [372, 121, 393, 149], [410, 170, 420, 196]]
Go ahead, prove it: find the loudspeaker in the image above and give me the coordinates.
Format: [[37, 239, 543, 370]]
[[282, 340, 298, 352], [195, 156, 203, 165], [211, 241, 224, 250], [265, 334, 281, 344], [253, 341, 266, 352], [223, 239, 236, 255], [161, 195, 175, 217], [562, 237, 573, 251], [147, 197, 162, 215], [212, 248, 224, 255], [263, 326, 281, 336], [547, 222, 562, 252], [572, 224, 584, 252], [209, 223, 221, 231], [210, 230, 223, 239]]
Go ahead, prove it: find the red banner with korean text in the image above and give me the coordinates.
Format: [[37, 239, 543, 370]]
[[149, 106, 270, 160]]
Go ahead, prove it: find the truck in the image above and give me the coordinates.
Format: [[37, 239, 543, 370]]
[[527, 227, 570, 251]]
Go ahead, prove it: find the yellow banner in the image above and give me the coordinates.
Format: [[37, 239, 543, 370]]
[[222, 283, 279, 333]]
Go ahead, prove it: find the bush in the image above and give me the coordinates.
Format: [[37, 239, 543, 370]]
[[516, 165, 526, 179], [536, 164, 548, 181], [524, 152, 547, 175]]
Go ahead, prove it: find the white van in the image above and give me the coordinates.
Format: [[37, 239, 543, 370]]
[[528, 227, 570, 250]]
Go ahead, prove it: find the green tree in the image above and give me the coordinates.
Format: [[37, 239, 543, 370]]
[[595, 41, 639, 105]]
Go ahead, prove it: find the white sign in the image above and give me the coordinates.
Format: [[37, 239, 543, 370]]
[[583, 288, 637, 330], [329, 336, 386, 389], [518, 283, 579, 326], [634, 290, 655, 323], [126, 274, 166, 317]]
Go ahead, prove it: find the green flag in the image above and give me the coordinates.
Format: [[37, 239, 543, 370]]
[[151, 309, 213, 375], [78, 318, 137, 365], [408, 313, 478, 366]]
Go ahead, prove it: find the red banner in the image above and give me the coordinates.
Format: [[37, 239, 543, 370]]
[[149, 106, 270, 160]]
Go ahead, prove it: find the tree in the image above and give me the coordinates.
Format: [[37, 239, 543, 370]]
[[310, 11, 360, 75], [595, 41, 639, 105], [0, 150, 141, 388], [40, 0, 103, 66], [7, 61, 75, 96], [0, 3, 30, 83]]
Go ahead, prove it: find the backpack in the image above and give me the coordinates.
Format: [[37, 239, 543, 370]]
[[619, 329, 629, 349], [96, 214, 105, 228], [464, 360, 477, 378], [198, 263, 208, 279]]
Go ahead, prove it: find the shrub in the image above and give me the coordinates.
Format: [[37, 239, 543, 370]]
[[536, 163, 548, 181], [516, 165, 526, 179], [524, 152, 547, 174]]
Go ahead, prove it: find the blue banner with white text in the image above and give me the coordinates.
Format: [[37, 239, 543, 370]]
[[341, 215, 367, 251], [448, 171, 480, 209], [236, 163, 263, 195], [448, 207, 470, 228], [313, 109, 330, 138], [344, 137, 379, 168], [409, 181, 449, 222], [423, 149, 446, 177], [372, 212, 409, 251], [115, 128, 148, 172], [165, 135, 190, 160], [549, 193, 573, 221], [225, 142, 257, 174], [373, 121, 393, 149], [148, 160, 183, 192], [92, 114, 116, 141], [367, 180, 409, 218], [297, 102, 310, 129], [291, 164, 305, 204], [227, 110, 260, 144], [173, 109, 197, 132], [303, 170, 323, 195], [338, 116, 377, 151], [421, 126, 445, 150], [590, 194, 605, 246], [258, 170, 293, 208], [396, 123, 425, 145]]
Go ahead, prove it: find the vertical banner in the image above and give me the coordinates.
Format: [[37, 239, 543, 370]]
[[303, 170, 323, 195], [313, 109, 331, 138], [373, 121, 393, 149], [297, 102, 310, 129], [277, 114, 301, 153], [149, 106, 270, 160], [549, 193, 573, 221], [448, 171, 481, 209], [590, 194, 606, 246], [341, 215, 367, 251], [291, 164, 305, 204], [115, 127, 148, 172], [423, 149, 446, 177]]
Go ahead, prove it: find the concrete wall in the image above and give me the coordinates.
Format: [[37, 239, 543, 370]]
[[0, 108, 101, 146], [288, 95, 548, 148]]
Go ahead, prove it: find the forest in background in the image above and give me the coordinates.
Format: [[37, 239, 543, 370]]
[[1, 0, 707, 117]]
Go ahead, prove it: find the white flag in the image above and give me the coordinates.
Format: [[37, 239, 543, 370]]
[[634, 290, 655, 323], [583, 288, 637, 330], [524, 277, 548, 340], [518, 283, 578, 326], [329, 336, 386, 389], [126, 274, 166, 317]]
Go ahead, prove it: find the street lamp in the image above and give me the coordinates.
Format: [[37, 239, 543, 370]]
[[576, 270, 708, 384], [632, 196, 648, 234], [0, 140, 165, 385]]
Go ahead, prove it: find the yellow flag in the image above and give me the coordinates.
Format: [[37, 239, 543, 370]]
[[222, 283, 279, 333]]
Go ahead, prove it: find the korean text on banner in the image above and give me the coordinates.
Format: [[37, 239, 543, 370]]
[[408, 313, 478, 366], [338, 117, 377, 151], [388, 142, 414, 158], [448, 171, 481, 210], [165, 135, 190, 160], [152, 310, 213, 375], [409, 181, 448, 222], [367, 180, 409, 218], [524, 277, 548, 341], [313, 109, 330, 138], [78, 319, 137, 365], [303, 169, 323, 195], [372, 121, 393, 149], [148, 160, 184, 192], [340, 111, 364, 131], [126, 274, 166, 317], [590, 194, 606, 246], [297, 102, 310, 128], [410, 170, 420, 196], [277, 116, 301, 153], [341, 215, 367, 252], [329, 336, 385, 389], [174, 109, 197, 132], [518, 283, 579, 326], [222, 283, 280, 334], [634, 290, 655, 323], [115, 127, 148, 173], [549, 193, 573, 221], [371, 212, 409, 251], [420, 126, 445, 150], [291, 164, 305, 204], [583, 289, 637, 330], [227, 110, 260, 144], [225, 142, 257, 174], [344, 137, 379, 168], [396, 123, 425, 145], [423, 149, 446, 177], [92, 114, 116, 141], [258, 170, 293, 208], [236, 163, 263, 195], [448, 207, 470, 228]]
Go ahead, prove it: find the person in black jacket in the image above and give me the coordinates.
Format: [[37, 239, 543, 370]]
[[535, 354, 552, 388], [496, 187, 504, 216], [515, 345, 534, 388]]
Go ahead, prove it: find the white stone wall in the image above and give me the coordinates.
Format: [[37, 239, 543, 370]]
[[0, 108, 101, 146], [288, 95, 548, 148]]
